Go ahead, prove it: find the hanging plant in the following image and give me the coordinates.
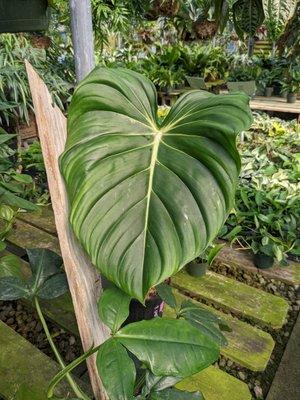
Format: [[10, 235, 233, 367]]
[[146, 0, 181, 19], [232, 0, 265, 38], [262, 0, 298, 41]]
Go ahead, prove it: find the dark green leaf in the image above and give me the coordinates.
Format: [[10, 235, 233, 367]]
[[12, 173, 33, 184], [233, 0, 265, 37], [0, 187, 38, 211], [96, 338, 136, 400], [143, 371, 181, 396], [115, 318, 219, 377], [98, 286, 131, 333], [180, 300, 228, 346], [26, 248, 63, 295], [156, 283, 177, 310], [0, 276, 29, 300], [60, 68, 252, 302], [38, 273, 69, 299]]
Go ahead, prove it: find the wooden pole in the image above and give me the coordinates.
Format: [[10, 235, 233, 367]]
[[25, 61, 110, 400], [69, 0, 95, 82]]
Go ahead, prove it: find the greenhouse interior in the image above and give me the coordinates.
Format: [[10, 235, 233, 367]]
[[0, 1, 299, 400]]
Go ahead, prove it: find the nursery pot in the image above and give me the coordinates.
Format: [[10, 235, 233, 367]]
[[227, 81, 256, 98], [287, 93, 297, 103], [265, 87, 274, 97], [101, 276, 164, 324], [186, 261, 208, 277], [0, 0, 50, 33], [253, 253, 274, 269]]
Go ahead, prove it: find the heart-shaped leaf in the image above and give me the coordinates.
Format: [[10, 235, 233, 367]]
[[96, 338, 136, 400], [98, 286, 131, 333], [27, 248, 63, 295], [156, 283, 177, 310], [60, 67, 252, 301], [37, 273, 69, 299], [115, 317, 219, 378]]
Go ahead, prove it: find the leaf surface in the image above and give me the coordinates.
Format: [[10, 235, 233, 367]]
[[115, 318, 219, 377], [96, 338, 136, 400], [60, 67, 252, 301], [98, 286, 131, 333]]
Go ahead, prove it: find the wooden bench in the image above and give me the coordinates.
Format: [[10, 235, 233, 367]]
[[1, 206, 295, 399], [250, 96, 300, 122]]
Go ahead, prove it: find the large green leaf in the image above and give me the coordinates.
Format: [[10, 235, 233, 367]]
[[262, 0, 297, 40], [233, 0, 265, 37], [60, 67, 252, 301], [96, 338, 136, 400], [115, 318, 219, 378]]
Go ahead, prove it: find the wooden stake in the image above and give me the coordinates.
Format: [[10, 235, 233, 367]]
[[25, 61, 110, 400]]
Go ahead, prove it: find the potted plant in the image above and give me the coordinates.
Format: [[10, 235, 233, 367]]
[[186, 243, 225, 277], [281, 70, 300, 103], [227, 65, 259, 97], [0, 0, 51, 33]]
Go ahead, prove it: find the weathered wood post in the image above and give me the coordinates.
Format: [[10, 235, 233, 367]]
[[25, 61, 110, 399], [69, 0, 95, 81]]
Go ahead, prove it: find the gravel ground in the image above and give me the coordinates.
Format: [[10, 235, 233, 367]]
[[0, 300, 82, 366]]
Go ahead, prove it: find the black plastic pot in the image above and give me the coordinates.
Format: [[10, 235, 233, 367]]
[[287, 93, 297, 104], [0, 0, 50, 33], [186, 261, 208, 277], [265, 87, 274, 97], [253, 253, 274, 269], [124, 296, 164, 325]]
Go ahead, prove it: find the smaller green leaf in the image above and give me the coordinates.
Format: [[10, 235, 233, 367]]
[[0, 132, 16, 146], [0, 276, 29, 300], [179, 300, 228, 346], [115, 318, 219, 378], [206, 244, 225, 266], [222, 225, 242, 242], [0, 254, 22, 279], [26, 248, 63, 295], [156, 283, 177, 310], [98, 286, 131, 333], [149, 387, 204, 399], [96, 338, 136, 400], [143, 371, 181, 396], [12, 173, 33, 184], [0, 242, 6, 251], [0, 187, 38, 211], [38, 273, 69, 299], [0, 204, 15, 221]]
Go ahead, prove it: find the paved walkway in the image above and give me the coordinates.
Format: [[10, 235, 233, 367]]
[[267, 313, 300, 400]]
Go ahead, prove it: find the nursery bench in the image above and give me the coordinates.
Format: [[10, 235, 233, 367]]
[[250, 96, 300, 122]]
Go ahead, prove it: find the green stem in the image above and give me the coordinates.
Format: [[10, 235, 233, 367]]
[[34, 297, 90, 400]]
